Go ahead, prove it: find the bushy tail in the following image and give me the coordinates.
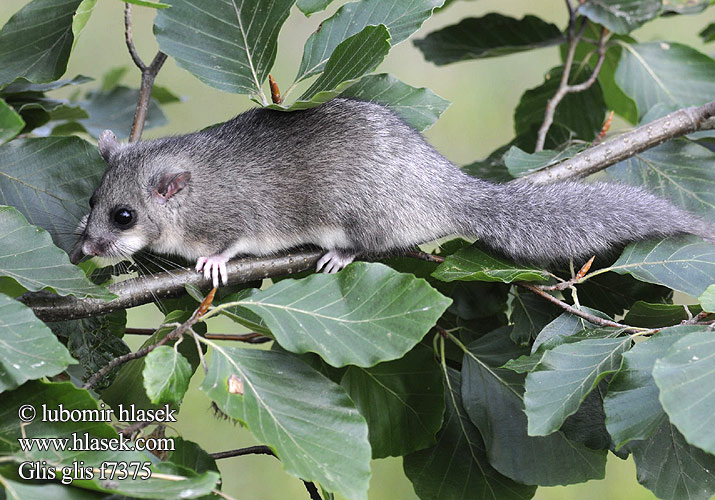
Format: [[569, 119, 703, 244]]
[[459, 179, 715, 265]]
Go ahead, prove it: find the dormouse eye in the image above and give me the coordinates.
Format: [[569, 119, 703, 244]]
[[112, 207, 135, 229]]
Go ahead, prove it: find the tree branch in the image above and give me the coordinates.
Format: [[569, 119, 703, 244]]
[[20, 250, 322, 322], [534, 20, 607, 152], [523, 99, 715, 183], [124, 2, 167, 142]]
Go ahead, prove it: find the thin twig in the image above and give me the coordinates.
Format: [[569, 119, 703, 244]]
[[210, 445, 275, 459], [302, 480, 322, 500], [117, 420, 155, 437], [536, 256, 594, 291], [82, 290, 216, 390], [124, 4, 145, 71], [209, 446, 322, 499], [535, 19, 608, 151], [517, 282, 639, 332], [125, 328, 271, 343], [124, 2, 167, 141], [403, 250, 446, 264]]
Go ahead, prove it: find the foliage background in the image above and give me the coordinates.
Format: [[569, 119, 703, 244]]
[[0, 0, 712, 498]]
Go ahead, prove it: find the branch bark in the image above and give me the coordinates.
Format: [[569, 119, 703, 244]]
[[523, 99, 715, 183], [20, 250, 322, 322]]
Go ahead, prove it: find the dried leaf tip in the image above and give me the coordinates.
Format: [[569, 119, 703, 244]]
[[269, 74, 281, 104], [594, 111, 615, 145], [575, 256, 595, 280], [196, 287, 217, 318]]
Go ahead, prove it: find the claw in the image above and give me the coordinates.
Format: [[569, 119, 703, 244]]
[[316, 250, 355, 274], [195, 255, 229, 287]]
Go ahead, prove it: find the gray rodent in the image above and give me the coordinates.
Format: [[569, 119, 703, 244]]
[[70, 98, 714, 287]]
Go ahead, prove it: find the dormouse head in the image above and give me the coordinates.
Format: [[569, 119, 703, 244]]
[[69, 130, 191, 264]]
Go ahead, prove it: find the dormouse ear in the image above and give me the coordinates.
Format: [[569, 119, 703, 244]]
[[154, 171, 191, 205], [98, 130, 121, 161]]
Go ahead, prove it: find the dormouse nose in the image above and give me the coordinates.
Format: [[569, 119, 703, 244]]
[[82, 238, 108, 257]]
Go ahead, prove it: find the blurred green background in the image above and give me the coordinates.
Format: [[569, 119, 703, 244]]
[[2, 0, 713, 498]]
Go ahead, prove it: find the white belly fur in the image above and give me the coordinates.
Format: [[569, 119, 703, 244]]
[[223, 227, 351, 259]]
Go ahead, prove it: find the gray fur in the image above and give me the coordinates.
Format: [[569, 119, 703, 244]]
[[72, 98, 715, 268]]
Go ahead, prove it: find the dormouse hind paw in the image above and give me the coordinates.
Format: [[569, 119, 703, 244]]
[[316, 250, 355, 274], [196, 255, 228, 288]]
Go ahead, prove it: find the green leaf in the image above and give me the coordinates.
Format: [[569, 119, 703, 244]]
[[228, 262, 451, 368], [700, 284, 715, 312], [461, 328, 607, 485], [568, 270, 672, 317], [615, 41, 715, 119], [524, 336, 631, 436], [295, 0, 443, 83], [213, 288, 272, 336], [627, 419, 715, 500], [341, 345, 445, 458], [143, 346, 192, 405], [72, 0, 99, 50], [0, 98, 24, 144], [461, 144, 514, 182], [515, 64, 606, 145], [77, 86, 167, 139], [0, 0, 84, 87], [296, 0, 335, 15], [340, 73, 450, 131], [607, 139, 715, 220], [49, 311, 129, 391], [201, 345, 371, 500], [532, 307, 614, 353], [0, 136, 105, 252], [403, 368, 536, 500], [603, 235, 715, 297], [653, 330, 715, 455], [0, 75, 93, 94], [414, 14, 563, 65], [0, 380, 220, 497], [506, 327, 624, 375], [101, 311, 204, 410], [503, 145, 583, 178], [579, 0, 661, 34], [0, 293, 76, 393], [168, 438, 219, 475], [432, 245, 550, 283], [0, 206, 113, 299], [509, 288, 560, 345], [154, 0, 295, 96], [152, 85, 182, 104], [662, 0, 710, 14], [298, 24, 391, 102], [0, 477, 103, 500], [623, 301, 702, 328], [603, 326, 699, 448], [701, 22, 715, 43]]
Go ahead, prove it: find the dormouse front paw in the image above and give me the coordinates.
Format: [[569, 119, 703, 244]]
[[316, 250, 355, 274], [196, 255, 228, 288]]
